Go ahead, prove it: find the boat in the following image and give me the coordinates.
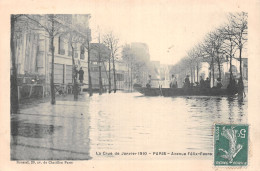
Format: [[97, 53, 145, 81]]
[[133, 84, 237, 97]]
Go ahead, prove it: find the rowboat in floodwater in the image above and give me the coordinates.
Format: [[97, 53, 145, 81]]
[[133, 84, 237, 97]]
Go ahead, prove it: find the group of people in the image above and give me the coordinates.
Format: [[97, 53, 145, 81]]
[[170, 74, 178, 88], [179, 75, 223, 89], [199, 76, 214, 89], [146, 74, 225, 89], [73, 66, 85, 83], [145, 73, 245, 101], [146, 74, 178, 88]]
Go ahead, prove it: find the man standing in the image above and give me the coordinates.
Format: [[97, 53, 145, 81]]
[[184, 75, 190, 88], [199, 76, 205, 88], [216, 78, 223, 89], [205, 77, 210, 88], [79, 67, 84, 83], [170, 74, 177, 88], [146, 75, 152, 88]]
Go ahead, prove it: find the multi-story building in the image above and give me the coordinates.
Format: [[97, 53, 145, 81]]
[[12, 14, 91, 99]]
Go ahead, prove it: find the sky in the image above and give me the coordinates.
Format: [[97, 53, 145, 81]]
[[88, 2, 230, 65]]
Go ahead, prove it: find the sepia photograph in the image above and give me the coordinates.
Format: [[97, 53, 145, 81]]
[[1, 0, 260, 170]]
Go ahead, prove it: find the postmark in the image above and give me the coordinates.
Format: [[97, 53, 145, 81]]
[[214, 124, 248, 166]]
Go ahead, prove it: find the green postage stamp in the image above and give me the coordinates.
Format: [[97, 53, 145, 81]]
[[214, 124, 249, 166]]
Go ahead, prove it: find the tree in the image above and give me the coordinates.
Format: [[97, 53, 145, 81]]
[[84, 31, 93, 96], [201, 31, 224, 86], [103, 32, 119, 93], [209, 30, 226, 80], [98, 33, 103, 95], [201, 46, 214, 85], [228, 12, 248, 80], [25, 14, 67, 104], [10, 15, 23, 114], [187, 46, 203, 82], [64, 30, 86, 100], [11, 14, 43, 112], [219, 25, 238, 84]]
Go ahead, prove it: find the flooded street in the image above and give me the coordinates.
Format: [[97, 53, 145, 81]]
[[11, 91, 247, 160]]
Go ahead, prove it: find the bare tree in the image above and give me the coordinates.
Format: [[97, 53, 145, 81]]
[[64, 30, 86, 99], [228, 12, 248, 79], [201, 38, 215, 86], [188, 45, 204, 82], [201, 31, 225, 86], [25, 14, 67, 104], [210, 30, 226, 80], [219, 25, 238, 83], [103, 32, 119, 93]]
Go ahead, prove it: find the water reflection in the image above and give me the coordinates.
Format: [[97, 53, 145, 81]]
[[89, 92, 247, 159], [11, 92, 247, 160], [11, 121, 57, 138], [11, 98, 92, 160]]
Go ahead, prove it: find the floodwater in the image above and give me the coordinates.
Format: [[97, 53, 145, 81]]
[[11, 91, 247, 160]]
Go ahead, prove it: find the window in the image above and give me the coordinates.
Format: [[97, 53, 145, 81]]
[[58, 36, 65, 55], [91, 66, 99, 72], [116, 73, 124, 81]]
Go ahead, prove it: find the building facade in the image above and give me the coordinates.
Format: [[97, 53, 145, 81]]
[[12, 14, 91, 99]]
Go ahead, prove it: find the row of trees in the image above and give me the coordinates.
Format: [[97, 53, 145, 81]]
[[171, 12, 247, 89], [121, 43, 151, 90], [11, 14, 120, 114]]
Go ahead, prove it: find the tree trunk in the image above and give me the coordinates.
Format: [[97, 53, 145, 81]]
[[87, 41, 93, 96], [108, 54, 111, 93], [229, 55, 233, 82], [229, 40, 233, 84], [239, 45, 243, 79], [72, 47, 78, 100], [211, 57, 215, 87], [238, 42, 244, 101], [218, 60, 221, 80], [127, 64, 130, 91], [190, 67, 193, 83], [193, 67, 196, 83], [98, 58, 103, 95], [112, 52, 117, 93], [50, 16, 55, 105], [217, 54, 221, 80], [196, 63, 199, 82], [10, 15, 19, 114], [50, 36, 55, 104], [130, 63, 133, 92], [98, 37, 103, 95]]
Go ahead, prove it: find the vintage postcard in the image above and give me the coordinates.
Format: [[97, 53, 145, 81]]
[[1, 0, 260, 170]]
